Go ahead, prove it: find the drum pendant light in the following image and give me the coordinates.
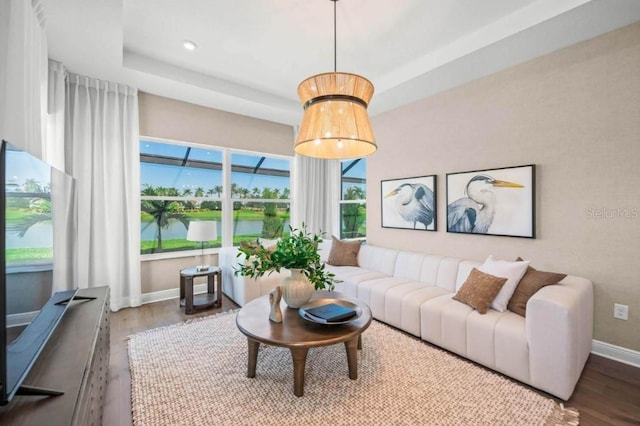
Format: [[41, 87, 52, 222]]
[[294, 0, 376, 159]]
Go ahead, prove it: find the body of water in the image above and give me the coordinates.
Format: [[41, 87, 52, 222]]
[[6, 222, 53, 248], [6, 219, 291, 249], [141, 219, 290, 240]]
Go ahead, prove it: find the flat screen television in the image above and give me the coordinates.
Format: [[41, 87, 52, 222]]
[[0, 140, 80, 405]]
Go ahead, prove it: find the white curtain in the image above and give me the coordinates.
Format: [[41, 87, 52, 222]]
[[65, 73, 141, 311], [46, 60, 66, 170], [292, 155, 340, 237], [0, 0, 48, 156], [50, 166, 77, 294], [48, 60, 73, 294]]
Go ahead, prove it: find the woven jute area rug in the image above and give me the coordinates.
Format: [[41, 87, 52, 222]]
[[128, 311, 579, 426]]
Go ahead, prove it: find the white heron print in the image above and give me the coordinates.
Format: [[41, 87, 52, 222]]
[[446, 165, 535, 238], [382, 175, 436, 231]]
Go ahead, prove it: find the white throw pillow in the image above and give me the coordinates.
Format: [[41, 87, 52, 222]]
[[258, 237, 279, 249], [476, 255, 530, 312]]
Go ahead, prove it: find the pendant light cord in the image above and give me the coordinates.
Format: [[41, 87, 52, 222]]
[[333, 0, 337, 72]]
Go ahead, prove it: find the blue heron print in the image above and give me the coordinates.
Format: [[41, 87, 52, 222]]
[[447, 174, 525, 234], [385, 182, 435, 230]]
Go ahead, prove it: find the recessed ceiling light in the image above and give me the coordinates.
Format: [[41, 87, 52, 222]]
[[183, 40, 198, 51]]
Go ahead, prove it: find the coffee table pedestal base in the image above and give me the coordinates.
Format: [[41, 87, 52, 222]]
[[245, 335, 361, 397]]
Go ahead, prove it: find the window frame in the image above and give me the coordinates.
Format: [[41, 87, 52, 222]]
[[339, 158, 367, 241], [140, 137, 292, 261]]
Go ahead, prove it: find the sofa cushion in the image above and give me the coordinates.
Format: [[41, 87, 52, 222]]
[[508, 260, 567, 317], [385, 283, 449, 336], [454, 260, 482, 291], [327, 236, 361, 266], [326, 265, 387, 297], [453, 268, 507, 314], [317, 238, 333, 263], [393, 252, 425, 281], [477, 256, 530, 312], [357, 245, 398, 275]]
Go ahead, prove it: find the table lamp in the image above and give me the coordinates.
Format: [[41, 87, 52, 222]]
[[186, 221, 217, 271]]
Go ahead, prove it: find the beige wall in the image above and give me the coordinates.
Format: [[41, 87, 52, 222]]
[[138, 94, 294, 295], [138, 92, 294, 155], [367, 23, 640, 351], [140, 254, 218, 294]]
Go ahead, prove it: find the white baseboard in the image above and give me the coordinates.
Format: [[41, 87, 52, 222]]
[[141, 283, 209, 305], [592, 339, 640, 368]]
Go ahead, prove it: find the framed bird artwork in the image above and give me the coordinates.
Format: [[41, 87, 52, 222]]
[[446, 164, 535, 238], [381, 175, 437, 231]]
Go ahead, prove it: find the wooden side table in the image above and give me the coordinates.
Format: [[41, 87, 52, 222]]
[[179, 266, 222, 314]]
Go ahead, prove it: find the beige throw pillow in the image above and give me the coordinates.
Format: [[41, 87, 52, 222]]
[[453, 268, 508, 314], [508, 258, 567, 317], [327, 236, 361, 266]]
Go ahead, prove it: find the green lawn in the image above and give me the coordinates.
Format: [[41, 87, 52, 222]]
[[6, 248, 53, 265], [141, 234, 267, 254]]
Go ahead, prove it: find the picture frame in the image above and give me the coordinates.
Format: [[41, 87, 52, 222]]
[[381, 175, 437, 231], [446, 164, 535, 238]]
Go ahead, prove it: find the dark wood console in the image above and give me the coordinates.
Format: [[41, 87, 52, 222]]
[[0, 286, 110, 425]]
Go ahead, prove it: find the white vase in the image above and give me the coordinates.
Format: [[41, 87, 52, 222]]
[[282, 269, 314, 309]]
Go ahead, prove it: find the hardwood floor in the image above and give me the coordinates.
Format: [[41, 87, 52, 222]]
[[104, 295, 640, 426], [103, 296, 239, 426]]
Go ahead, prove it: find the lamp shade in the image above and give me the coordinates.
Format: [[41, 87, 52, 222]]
[[295, 72, 376, 159], [186, 221, 217, 242]]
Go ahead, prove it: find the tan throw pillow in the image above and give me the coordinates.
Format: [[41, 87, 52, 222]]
[[508, 258, 567, 317], [327, 236, 361, 266], [453, 268, 508, 314], [239, 240, 259, 255]]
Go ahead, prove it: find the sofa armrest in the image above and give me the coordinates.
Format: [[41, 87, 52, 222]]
[[526, 275, 593, 400], [218, 246, 286, 306], [218, 247, 244, 304]]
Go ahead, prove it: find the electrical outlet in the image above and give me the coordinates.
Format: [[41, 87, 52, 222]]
[[614, 303, 629, 320]]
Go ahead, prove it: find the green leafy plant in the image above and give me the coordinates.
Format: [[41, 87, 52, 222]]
[[235, 224, 335, 291]]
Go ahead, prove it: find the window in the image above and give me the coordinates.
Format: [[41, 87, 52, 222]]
[[140, 140, 223, 254], [140, 139, 291, 255], [231, 153, 290, 244], [4, 147, 53, 267], [340, 158, 366, 239]]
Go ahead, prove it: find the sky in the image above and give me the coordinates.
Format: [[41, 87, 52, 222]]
[[140, 140, 367, 197], [4, 144, 52, 191], [4, 140, 366, 197], [140, 140, 291, 194]]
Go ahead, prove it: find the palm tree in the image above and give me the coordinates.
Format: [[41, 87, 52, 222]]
[[261, 187, 274, 199], [23, 178, 43, 193], [344, 186, 365, 200], [342, 186, 366, 238], [141, 185, 189, 252], [231, 183, 241, 198]]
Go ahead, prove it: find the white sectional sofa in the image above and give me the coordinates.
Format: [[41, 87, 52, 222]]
[[219, 246, 289, 307], [219, 242, 593, 400]]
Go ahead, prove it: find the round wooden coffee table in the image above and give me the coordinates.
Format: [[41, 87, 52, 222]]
[[236, 291, 372, 397]]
